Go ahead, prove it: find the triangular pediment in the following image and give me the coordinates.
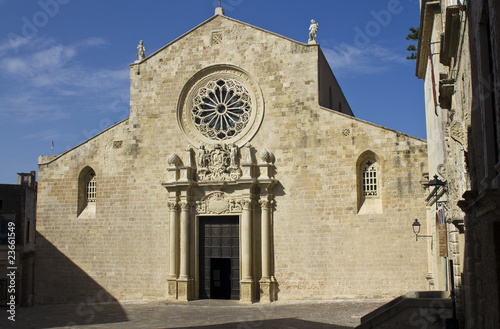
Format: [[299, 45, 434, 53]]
[[134, 14, 312, 64]]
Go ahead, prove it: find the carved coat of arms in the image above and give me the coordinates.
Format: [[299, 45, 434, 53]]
[[197, 144, 241, 182]]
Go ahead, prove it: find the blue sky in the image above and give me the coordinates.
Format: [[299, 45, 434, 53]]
[[0, 0, 424, 184]]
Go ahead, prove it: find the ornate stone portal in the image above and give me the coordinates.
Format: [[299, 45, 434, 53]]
[[163, 144, 277, 302]]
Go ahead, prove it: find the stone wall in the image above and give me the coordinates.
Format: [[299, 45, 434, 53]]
[[36, 15, 429, 304], [458, 1, 500, 328]]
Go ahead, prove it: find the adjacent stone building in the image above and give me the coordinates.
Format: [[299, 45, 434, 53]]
[[416, 0, 470, 306], [36, 8, 429, 304], [417, 0, 500, 328], [458, 0, 500, 327], [0, 172, 37, 307]]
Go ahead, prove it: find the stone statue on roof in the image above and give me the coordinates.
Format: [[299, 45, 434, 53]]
[[136, 40, 146, 62], [308, 19, 319, 44]]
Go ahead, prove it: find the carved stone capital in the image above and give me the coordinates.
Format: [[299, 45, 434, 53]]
[[259, 199, 270, 210], [259, 199, 274, 210], [179, 201, 192, 211], [241, 199, 254, 210], [168, 201, 179, 211]]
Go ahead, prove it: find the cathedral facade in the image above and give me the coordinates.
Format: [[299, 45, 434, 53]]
[[36, 11, 429, 304]]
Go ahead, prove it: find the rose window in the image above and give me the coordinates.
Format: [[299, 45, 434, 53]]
[[191, 79, 252, 141]]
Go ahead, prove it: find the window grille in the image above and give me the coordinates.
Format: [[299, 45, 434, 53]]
[[191, 78, 252, 141], [86, 173, 96, 203], [362, 161, 378, 196]]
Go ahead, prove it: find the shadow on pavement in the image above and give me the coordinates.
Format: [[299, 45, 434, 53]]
[[162, 318, 352, 329]]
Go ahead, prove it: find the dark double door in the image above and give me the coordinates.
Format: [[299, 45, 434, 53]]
[[199, 216, 240, 300]]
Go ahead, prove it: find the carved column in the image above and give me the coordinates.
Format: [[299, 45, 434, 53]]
[[260, 199, 271, 279], [240, 198, 255, 302], [167, 201, 179, 298], [178, 200, 191, 300], [259, 199, 276, 302]]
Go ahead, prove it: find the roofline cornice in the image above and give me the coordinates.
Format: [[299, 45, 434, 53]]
[[318, 106, 426, 143], [38, 118, 129, 166], [130, 14, 315, 66], [416, 1, 441, 79]]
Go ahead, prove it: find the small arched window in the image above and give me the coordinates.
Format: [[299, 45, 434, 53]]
[[362, 160, 378, 197], [357, 152, 382, 214], [78, 167, 97, 218], [86, 172, 96, 203]]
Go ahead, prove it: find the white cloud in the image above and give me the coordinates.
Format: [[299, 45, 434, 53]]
[[322, 42, 406, 77], [1, 37, 108, 82], [0, 37, 129, 122], [0, 35, 30, 55]]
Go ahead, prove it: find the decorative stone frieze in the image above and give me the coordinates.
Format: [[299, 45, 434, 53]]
[[196, 191, 248, 215], [197, 144, 242, 182], [202, 191, 229, 214]]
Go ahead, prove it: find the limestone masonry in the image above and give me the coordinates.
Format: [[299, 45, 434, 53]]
[[36, 12, 428, 304]]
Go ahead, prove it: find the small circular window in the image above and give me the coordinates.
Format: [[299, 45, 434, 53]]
[[177, 65, 264, 147]]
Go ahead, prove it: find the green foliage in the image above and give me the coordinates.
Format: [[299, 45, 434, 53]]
[[406, 27, 419, 60], [406, 27, 419, 41]]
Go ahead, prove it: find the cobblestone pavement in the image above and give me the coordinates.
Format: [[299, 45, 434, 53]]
[[3, 299, 388, 329]]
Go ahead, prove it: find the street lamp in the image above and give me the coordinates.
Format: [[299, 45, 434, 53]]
[[428, 175, 447, 210], [412, 219, 433, 241]]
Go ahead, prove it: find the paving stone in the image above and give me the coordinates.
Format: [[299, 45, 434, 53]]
[[6, 299, 387, 329]]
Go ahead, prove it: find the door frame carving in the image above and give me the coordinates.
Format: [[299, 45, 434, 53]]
[[163, 144, 277, 302]]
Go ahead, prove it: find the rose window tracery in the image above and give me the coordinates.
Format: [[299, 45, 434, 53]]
[[191, 79, 252, 141]]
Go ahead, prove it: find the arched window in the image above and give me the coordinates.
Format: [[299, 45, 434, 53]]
[[78, 167, 96, 218], [362, 160, 378, 197], [86, 172, 96, 203], [357, 152, 382, 214]]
